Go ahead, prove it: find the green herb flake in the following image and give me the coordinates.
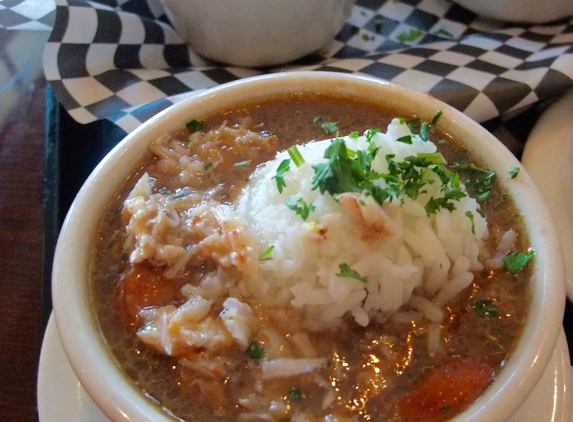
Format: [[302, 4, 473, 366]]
[[503, 250, 535, 275], [311, 139, 366, 196], [407, 118, 421, 133], [397, 28, 423, 43], [373, 16, 384, 33], [419, 121, 430, 141], [186, 119, 204, 132], [349, 131, 360, 139], [454, 158, 496, 204], [417, 152, 446, 165], [336, 263, 368, 284], [272, 159, 291, 193], [233, 160, 251, 167], [365, 128, 381, 143], [204, 163, 213, 171], [288, 145, 305, 167], [321, 121, 339, 134], [434, 28, 453, 38], [362, 33, 374, 41], [441, 405, 452, 414], [509, 167, 520, 179], [431, 110, 443, 126], [286, 388, 303, 401], [313, 116, 339, 134], [465, 211, 476, 234], [396, 135, 413, 144], [285, 197, 315, 220], [472, 300, 499, 318], [259, 245, 275, 262], [247, 341, 266, 360]]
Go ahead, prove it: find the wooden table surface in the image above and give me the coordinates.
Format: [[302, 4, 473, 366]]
[[0, 28, 51, 422]]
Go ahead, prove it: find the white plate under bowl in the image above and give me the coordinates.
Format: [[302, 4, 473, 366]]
[[38, 313, 571, 422], [521, 90, 573, 300]]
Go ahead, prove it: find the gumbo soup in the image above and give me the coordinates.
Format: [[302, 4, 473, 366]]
[[91, 93, 532, 422]]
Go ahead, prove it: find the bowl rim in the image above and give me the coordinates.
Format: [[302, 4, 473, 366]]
[[52, 71, 566, 422]]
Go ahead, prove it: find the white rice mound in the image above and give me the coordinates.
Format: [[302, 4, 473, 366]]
[[236, 118, 488, 328]]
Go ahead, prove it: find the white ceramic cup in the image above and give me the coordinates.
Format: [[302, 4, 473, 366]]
[[160, 0, 354, 68], [52, 71, 566, 422]]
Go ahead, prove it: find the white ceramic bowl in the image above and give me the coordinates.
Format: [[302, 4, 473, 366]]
[[452, 0, 573, 23], [52, 72, 566, 422], [160, 0, 354, 67]]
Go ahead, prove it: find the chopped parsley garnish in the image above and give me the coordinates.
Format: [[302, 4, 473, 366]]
[[272, 159, 291, 193], [233, 160, 251, 167], [419, 122, 430, 141], [311, 139, 368, 195], [509, 167, 520, 179], [259, 245, 274, 262], [373, 16, 384, 33], [186, 119, 204, 132], [431, 110, 443, 127], [407, 118, 421, 133], [503, 249, 535, 275], [288, 145, 305, 167], [321, 121, 338, 134], [465, 211, 476, 234], [453, 155, 496, 204], [362, 33, 375, 41], [285, 197, 315, 220], [434, 28, 453, 38], [286, 388, 303, 401], [309, 134, 465, 215], [406, 111, 441, 142], [398, 28, 423, 43], [337, 263, 368, 284], [417, 152, 447, 165], [425, 189, 466, 214], [365, 128, 381, 143], [247, 341, 266, 360], [472, 300, 499, 318], [204, 163, 213, 171], [313, 116, 339, 134], [396, 135, 413, 144]]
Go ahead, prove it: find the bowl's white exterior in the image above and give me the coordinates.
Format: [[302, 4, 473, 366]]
[[452, 0, 573, 23], [160, 0, 354, 67], [52, 72, 566, 422]]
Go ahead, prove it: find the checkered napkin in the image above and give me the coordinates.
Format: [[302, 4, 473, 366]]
[[41, 0, 573, 134], [0, 0, 55, 31]]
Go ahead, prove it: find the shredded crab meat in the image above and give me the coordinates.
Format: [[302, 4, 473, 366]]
[[261, 358, 327, 379], [336, 192, 402, 238], [136, 293, 257, 356], [122, 173, 259, 280], [487, 229, 517, 269], [149, 116, 278, 188]]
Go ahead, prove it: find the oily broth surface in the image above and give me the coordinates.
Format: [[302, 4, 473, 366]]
[[91, 93, 531, 421]]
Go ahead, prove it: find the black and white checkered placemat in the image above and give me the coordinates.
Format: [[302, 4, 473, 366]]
[[36, 0, 573, 133], [0, 0, 55, 30]]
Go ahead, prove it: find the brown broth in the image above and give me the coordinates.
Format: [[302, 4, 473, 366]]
[[91, 93, 531, 422]]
